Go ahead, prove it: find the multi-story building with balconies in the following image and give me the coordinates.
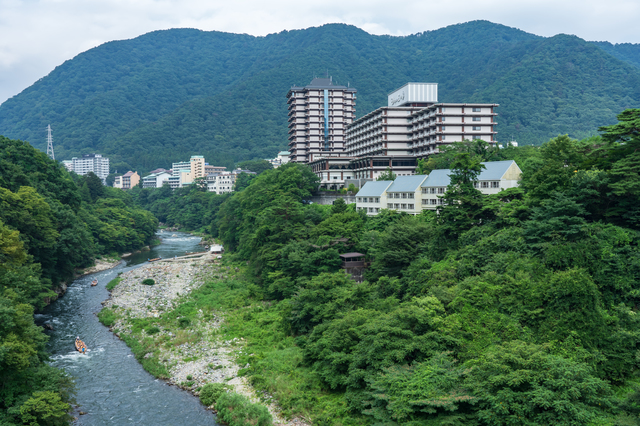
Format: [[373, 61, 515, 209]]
[[409, 103, 498, 157], [287, 77, 357, 164], [68, 153, 110, 183]]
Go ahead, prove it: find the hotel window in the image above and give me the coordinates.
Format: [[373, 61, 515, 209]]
[[401, 204, 407, 209], [472, 107, 481, 112], [422, 188, 427, 194], [402, 193, 407, 199], [430, 199, 437, 205], [442, 126, 446, 131], [387, 203, 393, 209], [408, 193, 414, 199], [408, 204, 414, 209], [473, 136, 482, 140], [394, 203, 400, 209], [439, 199, 444, 205], [473, 182, 478, 188], [481, 182, 489, 188], [472, 117, 481, 122], [430, 188, 436, 194], [375, 198, 379, 203], [441, 116, 446, 121], [369, 208, 374, 213], [472, 126, 481, 131], [438, 188, 445, 194], [492, 181, 500, 188], [422, 199, 427, 204], [375, 208, 380, 213], [394, 193, 400, 199]]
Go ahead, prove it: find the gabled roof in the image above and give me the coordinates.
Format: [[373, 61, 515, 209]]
[[478, 160, 519, 180], [357, 180, 393, 197], [421, 169, 452, 187], [387, 175, 428, 192]]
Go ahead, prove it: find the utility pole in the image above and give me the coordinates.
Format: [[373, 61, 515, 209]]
[[46, 124, 55, 160]]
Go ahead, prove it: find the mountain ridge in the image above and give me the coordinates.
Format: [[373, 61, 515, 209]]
[[1, 21, 639, 173]]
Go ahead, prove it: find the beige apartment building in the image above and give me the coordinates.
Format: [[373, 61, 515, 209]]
[[287, 77, 357, 164], [113, 171, 140, 189]]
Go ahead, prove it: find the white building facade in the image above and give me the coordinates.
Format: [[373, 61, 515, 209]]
[[68, 154, 110, 183], [356, 160, 522, 215], [142, 171, 172, 188]]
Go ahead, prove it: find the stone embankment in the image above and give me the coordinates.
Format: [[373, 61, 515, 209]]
[[101, 254, 308, 426]]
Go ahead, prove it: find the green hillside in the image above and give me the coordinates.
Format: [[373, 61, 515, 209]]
[[0, 21, 639, 173]]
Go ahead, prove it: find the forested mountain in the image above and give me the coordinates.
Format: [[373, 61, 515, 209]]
[[0, 21, 639, 173]]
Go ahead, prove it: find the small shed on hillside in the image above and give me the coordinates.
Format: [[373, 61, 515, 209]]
[[210, 244, 224, 254], [339, 252, 367, 282]]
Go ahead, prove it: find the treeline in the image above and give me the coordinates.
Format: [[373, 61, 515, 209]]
[[0, 136, 157, 425], [128, 159, 269, 232], [207, 110, 640, 424]]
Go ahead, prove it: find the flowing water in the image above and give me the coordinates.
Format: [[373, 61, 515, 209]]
[[38, 232, 218, 425]]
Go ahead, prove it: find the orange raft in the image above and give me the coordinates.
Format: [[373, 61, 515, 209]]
[[91, 280, 98, 286], [75, 339, 87, 354]]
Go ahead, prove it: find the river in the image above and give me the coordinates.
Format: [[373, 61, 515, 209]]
[[37, 232, 218, 425]]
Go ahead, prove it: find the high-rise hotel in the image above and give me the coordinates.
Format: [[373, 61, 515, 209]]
[[287, 78, 357, 164], [307, 82, 499, 189]]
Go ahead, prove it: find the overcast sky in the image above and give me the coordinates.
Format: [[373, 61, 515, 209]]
[[1, 0, 639, 105]]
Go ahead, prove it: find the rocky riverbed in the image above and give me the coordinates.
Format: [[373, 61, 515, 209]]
[[78, 258, 122, 276], [101, 255, 309, 426]]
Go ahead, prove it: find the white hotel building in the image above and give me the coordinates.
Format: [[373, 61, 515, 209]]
[[308, 83, 499, 189]]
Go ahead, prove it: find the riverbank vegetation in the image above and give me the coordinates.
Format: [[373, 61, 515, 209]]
[[0, 135, 157, 424], [195, 110, 640, 425]]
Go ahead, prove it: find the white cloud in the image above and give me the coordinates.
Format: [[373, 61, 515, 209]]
[[0, 0, 639, 104]]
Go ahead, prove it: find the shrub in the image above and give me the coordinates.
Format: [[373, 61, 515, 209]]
[[216, 392, 272, 426], [187, 375, 193, 380], [97, 308, 118, 327], [199, 383, 227, 407], [146, 326, 160, 335], [178, 318, 191, 328], [142, 278, 155, 285], [106, 277, 122, 291]]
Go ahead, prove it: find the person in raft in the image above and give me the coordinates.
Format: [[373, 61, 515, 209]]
[[76, 336, 85, 353]]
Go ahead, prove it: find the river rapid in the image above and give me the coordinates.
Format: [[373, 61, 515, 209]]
[[37, 232, 218, 425]]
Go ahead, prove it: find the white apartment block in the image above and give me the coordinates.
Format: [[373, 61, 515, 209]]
[[356, 160, 522, 215], [142, 171, 172, 188], [206, 169, 256, 195], [68, 154, 110, 183], [383, 175, 429, 215], [287, 78, 357, 164], [344, 107, 421, 157], [354, 180, 394, 216], [410, 103, 498, 157]]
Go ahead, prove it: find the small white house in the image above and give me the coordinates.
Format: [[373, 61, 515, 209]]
[[473, 160, 522, 194]]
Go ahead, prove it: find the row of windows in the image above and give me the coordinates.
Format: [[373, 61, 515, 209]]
[[440, 116, 483, 122], [473, 181, 500, 188], [387, 203, 415, 210], [422, 199, 445, 205], [357, 197, 380, 203], [421, 187, 446, 194], [390, 193, 414, 199], [357, 207, 381, 213], [441, 126, 483, 131]]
